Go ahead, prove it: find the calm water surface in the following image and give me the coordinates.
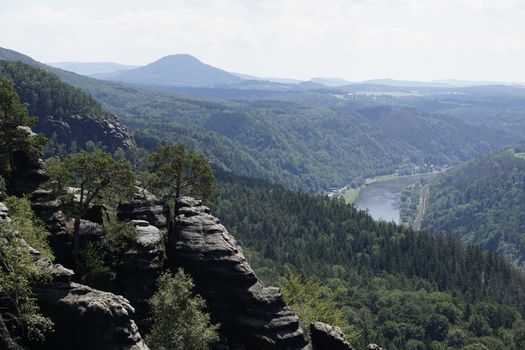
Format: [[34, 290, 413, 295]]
[[354, 175, 429, 223]]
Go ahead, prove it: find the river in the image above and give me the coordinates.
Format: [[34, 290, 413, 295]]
[[353, 174, 429, 223]]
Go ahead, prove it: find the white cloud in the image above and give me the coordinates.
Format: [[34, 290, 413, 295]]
[[0, 0, 524, 81]]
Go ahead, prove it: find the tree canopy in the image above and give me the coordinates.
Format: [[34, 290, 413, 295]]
[[149, 143, 219, 208]]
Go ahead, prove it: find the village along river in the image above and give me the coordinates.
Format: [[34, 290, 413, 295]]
[[353, 174, 431, 224]]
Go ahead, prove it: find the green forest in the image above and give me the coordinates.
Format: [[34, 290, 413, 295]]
[[405, 145, 525, 269], [0, 60, 103, 119], [214, 172, 525, 349]]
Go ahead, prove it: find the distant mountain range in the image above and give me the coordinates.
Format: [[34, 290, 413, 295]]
[[47, 62, 138, 77], [34, 52, 523, 89]]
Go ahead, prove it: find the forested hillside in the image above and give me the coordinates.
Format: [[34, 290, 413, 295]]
[[214, 173, 525, 349], [409, 144, 525, 269], [1, 47, 522, 193], [0, 59, 135, 154], [0, 60, 104, 119], [67, 80, 520, 192]]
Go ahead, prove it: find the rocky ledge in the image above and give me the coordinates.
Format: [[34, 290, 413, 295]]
[[171, 196, 310, 349]]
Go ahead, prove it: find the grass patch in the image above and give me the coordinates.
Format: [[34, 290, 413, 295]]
[[341, 187, 361, 204]]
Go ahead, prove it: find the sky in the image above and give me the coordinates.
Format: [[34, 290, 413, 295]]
[[1, 0, 525, 82]]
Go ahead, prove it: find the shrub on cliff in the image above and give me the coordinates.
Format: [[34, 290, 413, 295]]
[[44, 150, 136, 261], [281, 270, 360, 343], [146, 269, 219, 350]]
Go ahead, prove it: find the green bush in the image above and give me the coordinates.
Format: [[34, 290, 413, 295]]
[[146, 269, 219, 350], [77, 242, 115, 290], [281, 270, 360, 343], [4, 196, 53, 259]]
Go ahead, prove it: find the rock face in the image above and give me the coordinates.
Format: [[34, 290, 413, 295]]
[[32, 248, 149, 350], [0, 317, 24, 350], [114, 219, 166, 330], [0, 202, 11, 223], [34, 282, 149, 350], [35, 114, 135, 152], [7, 147, 48, 196], [310, 322, 353, 350], [171, 197, 310, 349], [31, 191, 74, 267], [118, 190, 170, 231], [1, 200, 149, 350]]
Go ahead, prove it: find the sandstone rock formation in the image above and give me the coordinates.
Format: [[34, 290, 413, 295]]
[[310, 322, 353, 350], [35, 113, 135, 152], [171, 196, 310, 349], [34, 282, 149, 350], [1, 199, 149, 350], [118, 189, 170, 231], [114, 219, 166, 330], [6, 129, 48, 196], [31, 240, 149, 350]]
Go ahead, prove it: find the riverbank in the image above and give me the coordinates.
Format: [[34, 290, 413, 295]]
[[338, 172, 439, 205]]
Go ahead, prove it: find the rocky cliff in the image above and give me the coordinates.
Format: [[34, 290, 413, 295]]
[[35, 113, 135, 153], [1, 139, 360, 349], [0, 201, 149, 350], [170, 197, 310, 349]]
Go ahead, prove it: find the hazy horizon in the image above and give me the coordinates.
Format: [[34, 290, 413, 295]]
[[2, 0, 525, 82]]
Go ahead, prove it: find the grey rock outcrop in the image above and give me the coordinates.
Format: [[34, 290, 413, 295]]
[[34, 282, 149, 350], [31, 191, 74, 267], [118, 189, 170, 231], [1, 199, 148, 350], [367, 344, 383, 350], [310, 322, 353, 350], [0, 202, 11, 223], [171, 196, 310, 349], [35, 113, 135, 152], [32, 246, 149, 350], [114, 219, 166, 330], [6, 130, 48, 196], [0, 317, 24, 350]]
